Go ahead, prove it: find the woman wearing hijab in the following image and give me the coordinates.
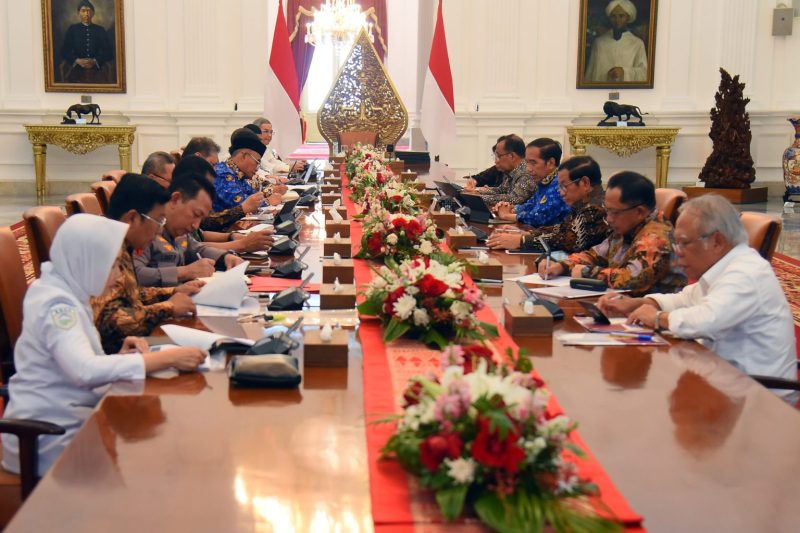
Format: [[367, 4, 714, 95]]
[[2, 214, 206, 476]]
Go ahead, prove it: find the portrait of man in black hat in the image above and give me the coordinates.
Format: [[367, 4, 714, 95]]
[[43, 0, 126, 92]]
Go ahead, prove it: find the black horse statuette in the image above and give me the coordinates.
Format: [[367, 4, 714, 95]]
[[64, 103, 102, 124]]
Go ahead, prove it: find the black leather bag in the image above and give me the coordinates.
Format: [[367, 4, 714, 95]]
[[227, 354, 302, 388]]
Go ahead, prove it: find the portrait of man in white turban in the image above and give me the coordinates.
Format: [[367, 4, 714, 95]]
[[584, 0, 651, 84]]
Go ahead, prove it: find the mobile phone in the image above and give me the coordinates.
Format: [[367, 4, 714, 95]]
[[579, 301, 611, 325]]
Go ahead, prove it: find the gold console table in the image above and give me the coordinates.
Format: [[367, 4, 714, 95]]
[[24, 124, 136, 201], [566, 126, 680, 188]]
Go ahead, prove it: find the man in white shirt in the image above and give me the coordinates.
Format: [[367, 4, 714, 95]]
[[585, 0, 648, 83], [253, 117, 306, 175], [598, 194, 798, 403]]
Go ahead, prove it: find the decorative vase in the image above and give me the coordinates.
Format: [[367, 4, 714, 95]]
[[783, 116, 800, 202]]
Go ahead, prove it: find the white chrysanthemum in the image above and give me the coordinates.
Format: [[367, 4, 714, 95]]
[[386, 233, 398, 245], [444, 457, 476, 484], [413, 308, 430, 326], [545, 415, 571, 435], [418, 240, 434, 255], [393, 294, 417, 320], [371, 276, 388, 289], [450, 301, 472, 321], [524, 437, 547, 461]]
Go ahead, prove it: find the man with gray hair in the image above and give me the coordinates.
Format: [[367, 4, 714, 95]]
[[598, 194, 797, 402], [141, 151, 176, 188]]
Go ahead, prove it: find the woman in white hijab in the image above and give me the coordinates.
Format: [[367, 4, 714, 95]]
[[2, 214, 205, 476]]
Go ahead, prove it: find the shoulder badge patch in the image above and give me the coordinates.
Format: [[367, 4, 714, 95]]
[[50, 305, 78, 330]]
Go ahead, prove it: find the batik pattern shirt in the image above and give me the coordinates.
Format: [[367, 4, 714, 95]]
[[515, 171, 572, 227], [201, 205, 245, 232], [560, 213, 686, 296], [92, 246, 174, 354], [481, 162, 535, 206], [213, 160, 257, 212], [522, 186, 608, 253]]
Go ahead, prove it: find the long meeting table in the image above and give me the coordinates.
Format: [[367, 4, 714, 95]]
[[5, 170, 800, 532]]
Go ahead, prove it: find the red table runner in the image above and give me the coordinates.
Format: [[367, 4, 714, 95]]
[[340, 168, 643, 529]]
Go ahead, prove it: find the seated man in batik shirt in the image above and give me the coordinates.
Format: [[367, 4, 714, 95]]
[[213, 129, 282, 213], [487, 156, 609, 254], [465, 134, 535, 207], [540, 171, 686, 296], [493, 138, 571, 228], [92, 174, 201, 353]]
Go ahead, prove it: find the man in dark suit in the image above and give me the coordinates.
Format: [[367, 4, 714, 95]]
[[60, 0, 112, 83]]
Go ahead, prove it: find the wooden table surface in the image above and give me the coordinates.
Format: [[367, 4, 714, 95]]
[[6, 171, 800, 533]]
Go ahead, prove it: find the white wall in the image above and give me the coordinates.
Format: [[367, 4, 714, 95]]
[[0, 0, 797, 193]]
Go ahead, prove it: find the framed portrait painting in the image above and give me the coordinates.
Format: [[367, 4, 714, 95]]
[[577, 0, 658, 89], [41, 0, 126, 93]]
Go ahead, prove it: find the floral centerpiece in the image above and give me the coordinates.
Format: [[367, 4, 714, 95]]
[[381, 346, 619, 532], [363, 181, 420, 215], [345, 144, 397, 205], [357, 255, 498, 349], [356, 210, 440, 262]]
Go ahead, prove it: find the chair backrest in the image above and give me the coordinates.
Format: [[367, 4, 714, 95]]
[[0, 226, 27, 382], [338, 131, 379, 152], [65, 193, 103, 217], [90, 180, 116, 215], [22, 207, 66, 278], [740, 211, 782, 261], [655, 188, 687, 226], [101, 169, 126, 183]]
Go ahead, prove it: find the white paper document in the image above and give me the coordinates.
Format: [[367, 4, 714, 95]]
[[161, 324, 255, 350], [196, 296, 260, 317], [509, 273, 572, 287], [236, 223, 273, 234], [531, 285, 629, 299], [192, 261, 249, 308]]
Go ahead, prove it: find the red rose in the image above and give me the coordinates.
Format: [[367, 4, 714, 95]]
[[462, 345, 494, 374], [405, 219, 423, 240], [377, 172, 385, 184], [383, 286, 406, 315], [390, 195, 403, 203], [471, 417, 526, 473], [367, 233, 384, 255], [417, 274, 449, 298], [391, 218, 407, 230], [419, 433, 463, 472]]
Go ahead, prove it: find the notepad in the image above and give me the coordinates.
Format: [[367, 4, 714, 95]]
[[161, 324, 255, 350], [509, 273, 572, 286], [558, 332, 668, 346], [192, 261, 249, 308], [531, 285, 630, 299]]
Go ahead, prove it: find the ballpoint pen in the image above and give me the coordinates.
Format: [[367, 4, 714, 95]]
[[608, 331, 654, 340]]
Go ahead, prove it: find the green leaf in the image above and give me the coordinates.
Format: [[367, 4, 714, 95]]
[[478, 321, 499, 338], [435, 485, 469, 522], [384, 318, 411, 343], [357, 298, 382, 317], [422, 328, 450, 350]]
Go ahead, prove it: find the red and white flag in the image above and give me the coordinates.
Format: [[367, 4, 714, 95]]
[[420, 0, 455, 159], [264, 0, 302, 158]]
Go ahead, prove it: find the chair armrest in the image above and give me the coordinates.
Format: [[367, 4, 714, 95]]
[[750, 375, 800, 391], [0, 418, 65, 500]]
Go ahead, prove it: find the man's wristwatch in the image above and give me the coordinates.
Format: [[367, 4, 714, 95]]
[[654, 310, 665, 332]]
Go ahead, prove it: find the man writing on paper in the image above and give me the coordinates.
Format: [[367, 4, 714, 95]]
[[134, 174, 243, 287], [463, 134, 535, 207], [213, 129, 283, 212], [540, 171, 685, 296], [491, 138, 571, 228], [92, 174, 201, 354], [598, 195, 798, 403], [487, 156, 609, 253]]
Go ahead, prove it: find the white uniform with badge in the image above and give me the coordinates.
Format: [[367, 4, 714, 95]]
[[2, 215, 145, 476]]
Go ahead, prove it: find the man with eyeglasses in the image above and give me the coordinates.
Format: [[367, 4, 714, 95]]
[[492, 138, 571, 227], [213, 129, 281, 212], [463, 137, 505, 188], [464, 134, 535, 207], [141, 151, 176, 188], [597, 195, 797, 403], [487, 156, 608, 252], [541, 171, 686, 296], [92, 173, 203, 354], [253, 117, 307, 175]]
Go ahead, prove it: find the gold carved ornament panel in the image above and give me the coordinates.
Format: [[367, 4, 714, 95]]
[[25, 125, 135, 155], [568, 128, 679, 158], [317, 28, 408, 151]]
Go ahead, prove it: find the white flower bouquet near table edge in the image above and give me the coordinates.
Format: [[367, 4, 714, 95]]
[[378, 344, 621, 532]]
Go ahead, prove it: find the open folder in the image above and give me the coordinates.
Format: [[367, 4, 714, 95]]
[[192, 261, 249, 309]]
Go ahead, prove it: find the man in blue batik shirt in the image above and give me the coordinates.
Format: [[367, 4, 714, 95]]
[[212, 129, 274, 213], [494, 138, 571, 227]]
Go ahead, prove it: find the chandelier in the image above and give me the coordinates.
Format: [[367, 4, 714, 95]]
[[304, 0, 374, 49]]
